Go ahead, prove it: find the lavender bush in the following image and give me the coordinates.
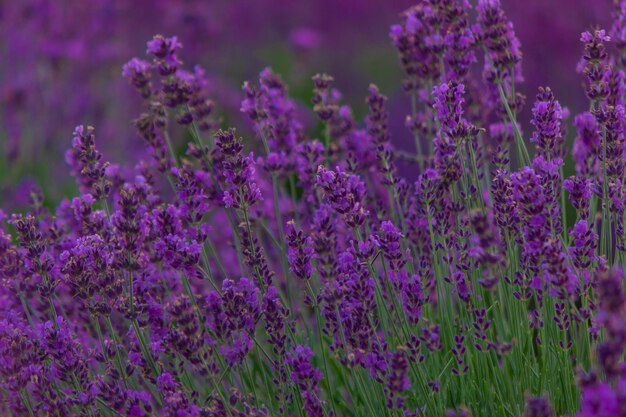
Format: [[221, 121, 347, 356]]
[[2, 1, 626, 416]]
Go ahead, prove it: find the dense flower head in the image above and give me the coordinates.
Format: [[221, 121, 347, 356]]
[[242, 67, 304, 171], [530, 87, 564, 160], [215, 129, 263, 209], [389, 2, 443, 91], [477, 0, 523, 78], [612, 0, 626, 66], [376, 220, 403, 263], [572, 111, 602, 177], [563, 176, 593, 220], [568, 220, 598, 270], [287, 346, 326, 417], [469, 209, 504, 288], [311, 73, 338, 121], [599, 104, 626, 182], [385, 347, 411, 409], [60, 234, 120, 308], [286, 220, 315, 281], [146, 34, 182, 76], [365, 84, 399, 186], [316, 165, 369, 228], [65, 125, 111, 200], [0, 318, 41, 393], [579, 29, 611, 107], [390, 0, 476, 91], [157, 372, 201, 417], [433, 81, 468, 134], [122, 58, 153, 98], [443, 1, 476, 81], [175, 65, 219, 130]]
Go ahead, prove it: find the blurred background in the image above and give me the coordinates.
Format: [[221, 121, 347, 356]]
[[0, 0, 614, 207]]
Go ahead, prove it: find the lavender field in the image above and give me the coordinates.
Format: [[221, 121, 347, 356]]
[[1, 1, 625, 416]]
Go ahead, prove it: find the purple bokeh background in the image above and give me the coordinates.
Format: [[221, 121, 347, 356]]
[[0, 0, 613, 203]]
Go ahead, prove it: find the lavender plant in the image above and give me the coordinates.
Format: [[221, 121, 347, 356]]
[[2, 1, 626, 416]]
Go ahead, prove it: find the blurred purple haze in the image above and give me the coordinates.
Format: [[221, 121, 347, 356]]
[[0, 0, 613, 204]]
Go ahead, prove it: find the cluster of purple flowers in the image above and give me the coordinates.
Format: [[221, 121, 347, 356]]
[[2, 1, 626, 416]]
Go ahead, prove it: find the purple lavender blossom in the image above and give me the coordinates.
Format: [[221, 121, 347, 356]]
[[579, 29, 611, 109], [477, 0, 523, 80], [65, 125, 111, 201], [385, 347, 411, 409], [316, 165, 369, 228], [530, 87, 564, 160], [215, 129, 263, 210], [572, 112, 602, 177], [287, 346, 327, 417], [146, 35, 183, 76], [286, 220, 315, 281], [122, 58, 153, 99], [563, 176, 593, 221], [524, 395, 554, 417]]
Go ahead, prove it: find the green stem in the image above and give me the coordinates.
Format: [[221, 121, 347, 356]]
[[496, 81, 530, 166], [306, 282, 338, 417]]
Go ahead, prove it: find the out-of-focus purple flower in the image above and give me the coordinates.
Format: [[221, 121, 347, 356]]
[[175, 66, 219, 130], [365, 84, 398, 186], [286, 220, 315, 281], [600, 104, 626, 184], [295, 140, 325, 203], [206, 278, 260, 367], [0, 318, 42, 394], [289, 28, 322, 52], [432, 81, 477, 189], [37, 317, 90, 387], [154, 234, 202, 280], [572, 112, 602, 177], [390, 270, 424, 326], [511, 165, 551, 292], [524, 395, 554, 417], [491, 169, 518, 239], [433, 81, 468, 134], [242, 68, 304, 175], [375, 220, 405, 271], [563, 176, 593, 220], [578, 381, 619, 417], [533, 156, 563, 229], [262, 285, 288, 358], [286, 345, 326, 417], [390, 1, 475, 91], [311, 73, 338, 122], [530, 87, 564, 160], [568, 220, 598, 271], [612, 1, 626, 66], [146, 35, 182, 76], [445, 408, 471, 417], [385, 347, 411, 409], [579, 29, 611, 109], [444, 2, 476, 81], [477, 0, 523, 79], [543, 237, 577, 299], [157, 372, 200, 417], [122, 58, 153, 99], [469, 209, 504, 288], [594, 267, 626, 380]]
